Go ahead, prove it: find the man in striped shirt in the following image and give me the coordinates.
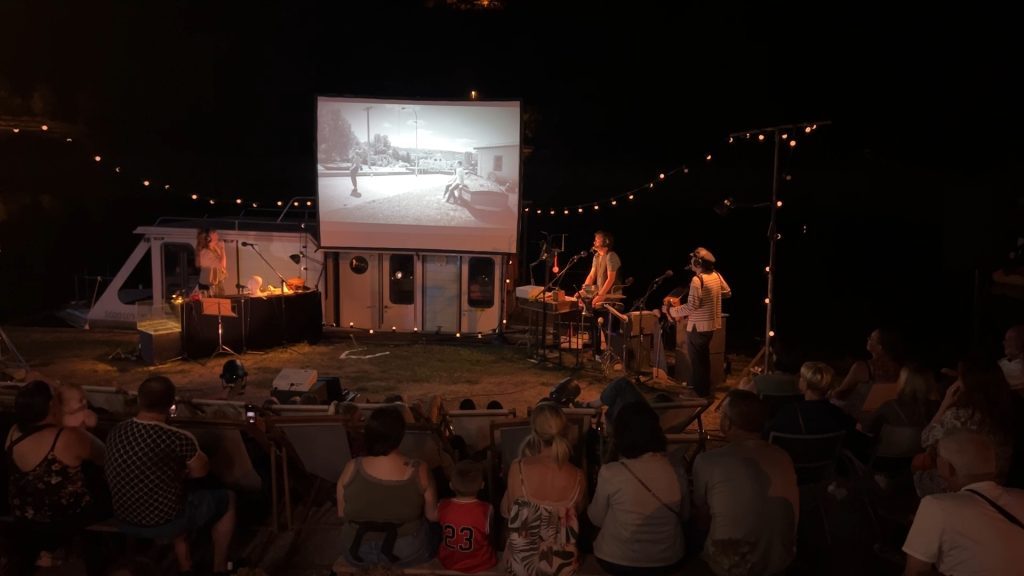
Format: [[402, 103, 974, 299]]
[[673, 248, 731, 397]]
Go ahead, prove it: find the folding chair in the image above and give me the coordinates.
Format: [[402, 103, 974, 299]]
[[768, 430, 846, 544]]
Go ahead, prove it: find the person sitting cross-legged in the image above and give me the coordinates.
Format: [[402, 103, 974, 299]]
[[104, 376, 237, 576]]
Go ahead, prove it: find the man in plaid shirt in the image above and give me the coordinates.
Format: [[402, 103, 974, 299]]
[[105, 376, 236, 576]]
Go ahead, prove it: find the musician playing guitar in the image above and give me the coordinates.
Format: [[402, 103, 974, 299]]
[[578, 231, 621, 360], [663, 247, 731, 397]]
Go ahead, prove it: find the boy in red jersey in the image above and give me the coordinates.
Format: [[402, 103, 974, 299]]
[[437, 460, 497, 573]]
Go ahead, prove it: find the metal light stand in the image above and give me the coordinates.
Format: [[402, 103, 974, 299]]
[[728, 121, 830, 375]]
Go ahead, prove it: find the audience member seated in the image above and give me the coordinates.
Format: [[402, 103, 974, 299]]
[[903, 430, 1024, 576], [860, 364, 940, 437], [1000, 324, 1024, 391], [336, 407, 438, 568], [105, 376, 237, 576], [585, 376, 647, 426], [59, 382, 99, 430], [501, 402, 586, 576], [588, 401, 686, 575], [437, 460, 496, 573], [766, 362, 857, 437], [915, 358, 1016, 497], [4, 381, 106, 571], [692, 390, 799, 576], [832, 328, 903, 415]]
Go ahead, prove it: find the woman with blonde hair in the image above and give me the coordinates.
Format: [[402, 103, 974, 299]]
[[195, 228, 227, 296], [501, 402, 585, 576]]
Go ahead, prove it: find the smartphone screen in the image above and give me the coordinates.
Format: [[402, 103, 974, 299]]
[[245, 405, 256, 423], [170, 404, 178, 418]]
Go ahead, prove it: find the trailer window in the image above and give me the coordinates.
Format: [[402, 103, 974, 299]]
[[467, 257, 494, 309], [163, 243, 197, 302], [389, 254, 415, 305]]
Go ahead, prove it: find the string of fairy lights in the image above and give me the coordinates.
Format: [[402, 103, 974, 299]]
[[5, 118, 828, 214], [523, 121, 828, 216], [3, 121, 312, 210]]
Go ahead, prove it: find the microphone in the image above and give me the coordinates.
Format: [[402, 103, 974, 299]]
[[241, 241, 258, 247], [654, 270, 674, 283]]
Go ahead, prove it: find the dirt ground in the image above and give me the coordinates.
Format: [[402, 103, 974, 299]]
[[1, 325, 734, 432]]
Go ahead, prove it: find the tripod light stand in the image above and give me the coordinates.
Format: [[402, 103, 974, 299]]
[[727, 121, 830, 374]]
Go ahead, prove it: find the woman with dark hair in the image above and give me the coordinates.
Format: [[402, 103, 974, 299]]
[[915, 358, 1016, 495], [336, 407, 438, 567], [587, 401, 686, 575], [4, 380, 106, 570], [833, 328, 903, 414]]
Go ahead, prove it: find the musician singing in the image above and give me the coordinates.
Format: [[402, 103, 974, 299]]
[[669, 247, 731, 397], [581, 231, 621, 359], [196, 228, 228, 296]]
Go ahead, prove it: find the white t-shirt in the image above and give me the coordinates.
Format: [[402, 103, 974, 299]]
[[903, 481, 1024, 576], [999, 356, 1023, 390], [692, 438, 799, 576]]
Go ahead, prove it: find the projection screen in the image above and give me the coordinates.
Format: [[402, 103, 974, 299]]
[[317, 97, 521, 253]]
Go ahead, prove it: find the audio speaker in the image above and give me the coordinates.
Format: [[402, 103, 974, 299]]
[[139, 327, 182, 365]]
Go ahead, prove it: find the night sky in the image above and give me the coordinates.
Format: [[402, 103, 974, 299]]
[[2, 1, 1021, 364]]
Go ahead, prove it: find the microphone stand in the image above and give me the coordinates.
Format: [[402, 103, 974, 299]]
[[545, 252, 586, 366], [629, 275, 668, 383]]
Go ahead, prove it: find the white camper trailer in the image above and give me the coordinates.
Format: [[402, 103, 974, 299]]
[[86, 218, 322, 329], [327, 252, 506, 335]]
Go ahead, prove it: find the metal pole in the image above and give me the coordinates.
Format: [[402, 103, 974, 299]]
[[764, 131, 781, 374]]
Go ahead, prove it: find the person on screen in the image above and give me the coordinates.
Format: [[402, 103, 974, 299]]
[[350, 156, 362, 198], [443, 160, 466, 203], [195, 228, 227, 296]]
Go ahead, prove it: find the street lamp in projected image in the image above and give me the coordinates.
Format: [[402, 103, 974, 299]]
[[402, 106, 418, 176], [362, 106, 373, 163]]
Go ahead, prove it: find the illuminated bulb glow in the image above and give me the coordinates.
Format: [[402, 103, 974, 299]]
[[758, 134, 765, 141], [94, 156, 101, 162], [789, 140, 796, 147], [769, 330, 776, 337], [143, 180, 150, 187], [658, 173, 665, 180], [191, 194, 198, 200]]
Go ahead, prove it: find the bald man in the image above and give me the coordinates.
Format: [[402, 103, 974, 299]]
[[903, 431, 1024, 576]]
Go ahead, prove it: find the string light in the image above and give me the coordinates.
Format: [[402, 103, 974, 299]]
[[94, 155, 101, 162], [40, 125, 48, 131], [776, 200, 783, 207], [143, 180, 150, 187], [658, 173, 665, 180], [236, 198, 243, 204], [191, 194, 198, 200], [11, 128, 19, 133], [758, 134, 765, 141], [789, 140, 796, 148], [804, 126, 812, 133]]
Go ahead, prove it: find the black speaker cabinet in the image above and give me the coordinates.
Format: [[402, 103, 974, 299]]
[[139, 328, 182, 365]]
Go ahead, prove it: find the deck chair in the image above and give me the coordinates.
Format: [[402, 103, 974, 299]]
[[665, 432, 704, 473], [447, 408, 517, 454], [651, 399, 711, 440], [769, 430, 846, 544], [174, 419, 265, 493], [83, 385, 134, 416]]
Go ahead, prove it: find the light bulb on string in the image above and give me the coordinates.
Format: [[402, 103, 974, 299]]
[[143, 180, 150, 187], [578, 207, 583, 213], [628, 194, 634, 200], [611, 200, 617, 206], [563, 209, 569, 215], [11, 128, 19, 133], [658, 173, 665, 180], [781, 133, 788, 140], [191, 194, 198, 200], [41, 125, 48, 131], [235, 198, 243, 205], [209, 199, 215, 205], [758, 134, 765, 141], [276, 201, 283, 206], [94, 155, 101, 162], [789, 140, 796, 148], [164, 185, 170, 190], [683, 166, 689, 174], [804, 126, 812, 133]]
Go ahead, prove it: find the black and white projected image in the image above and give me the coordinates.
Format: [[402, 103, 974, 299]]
[[316, 98, 521, 252]]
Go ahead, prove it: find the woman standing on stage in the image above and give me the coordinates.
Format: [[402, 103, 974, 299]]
[[195, 228, 227, 296]]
